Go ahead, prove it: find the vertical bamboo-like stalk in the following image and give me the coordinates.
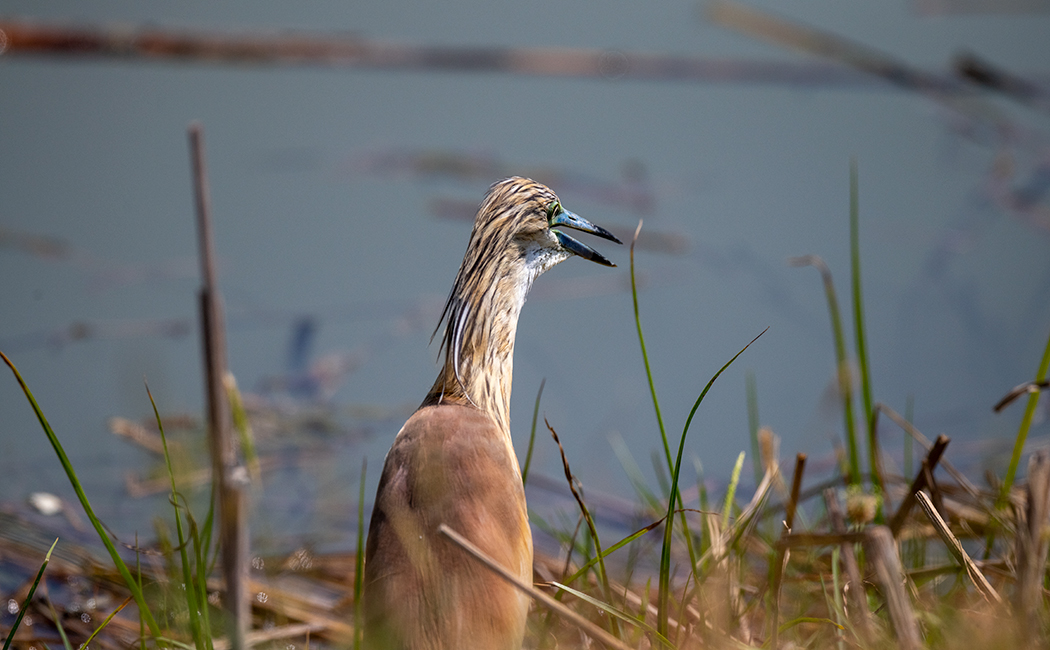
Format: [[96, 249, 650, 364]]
[[189, 122, 248, 650]]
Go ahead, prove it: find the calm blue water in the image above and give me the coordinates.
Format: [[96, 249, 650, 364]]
[[2, 1, 1049, 548]]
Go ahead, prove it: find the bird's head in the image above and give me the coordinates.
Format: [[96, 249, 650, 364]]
[[472, 177, 622, 278], [428, 177, 621, 417]]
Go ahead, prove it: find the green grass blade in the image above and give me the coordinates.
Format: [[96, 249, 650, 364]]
[[999, 326, 1050, 504], [693, 458, 710, 558], [154, 636, 199, 650], [354, 458, 367, 650], [80, 596, 133, 649], [147, 383, 206, 649], [746, 371, 762, 486], [656, 329, 765, 638], [609, 432, 661, 511], [849, 161, 879, 494], [562, 518, 665, 586], [789, 257, 859, 484], [3, 538, 57, 650], [1, 351, 162, 638], [521, 378, 545, 486], [630, 221, 703, 600], [826, 553, 847, 650], [190, 516, 215, 650], [45, 592, 74, 650], [550, 582, 675, 649], [135, 534, 147, 650], [721, 452, 746, 530], [630, 221, 672, 473]]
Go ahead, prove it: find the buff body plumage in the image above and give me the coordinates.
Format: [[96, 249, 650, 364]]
[[363, 178, 620, 650]]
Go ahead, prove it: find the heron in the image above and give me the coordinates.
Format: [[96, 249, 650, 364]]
[[363, 177, 621, 650]]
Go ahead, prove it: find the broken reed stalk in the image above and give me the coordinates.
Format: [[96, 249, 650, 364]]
[[877, 403, 988, 511], [864, 526, 922, 650], [889, 434, 950, 535], [771, 453, 806, 648], [921, 460, 946, 523], [824, 488, 871, 642], [1015, 450, 1050, 638], [915, 492, 1002, 604], [189, 122, 248, 650]]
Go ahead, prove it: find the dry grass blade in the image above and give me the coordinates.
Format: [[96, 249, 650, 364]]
[[771, 453, 806, 648], [437, 524, 634, 650], [914, 491, 1002, 604], [864, 526, 922, 650], [207, 575, 355, 643], [108, 416, 168, 454], [1015, 450, 1050, 636]]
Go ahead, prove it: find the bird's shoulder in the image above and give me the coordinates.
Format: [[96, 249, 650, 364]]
[[375, 403, 523, 510], [391, 403, 511, 459]]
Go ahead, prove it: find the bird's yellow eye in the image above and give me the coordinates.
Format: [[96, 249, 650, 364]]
[[546, 201, 562, 224]]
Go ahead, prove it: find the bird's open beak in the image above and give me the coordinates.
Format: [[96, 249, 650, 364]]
[[551, 209, 623, 267]]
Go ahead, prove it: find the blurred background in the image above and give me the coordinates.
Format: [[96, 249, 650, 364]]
[[2, 0, 1049, 551]]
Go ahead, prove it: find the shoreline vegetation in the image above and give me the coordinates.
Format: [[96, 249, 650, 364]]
[[3, 154, 1050, 648]]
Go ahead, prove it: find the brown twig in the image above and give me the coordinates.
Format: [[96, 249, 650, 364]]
[[878, 403, 1002, 526], [922, 458, 946, 522], [771, 453, 806, 648], [994, 380, 1050, 413], [890, 434, 950, 535]]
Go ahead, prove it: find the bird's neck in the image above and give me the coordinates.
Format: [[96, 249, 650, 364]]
[[424, 254, 537, 435]]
